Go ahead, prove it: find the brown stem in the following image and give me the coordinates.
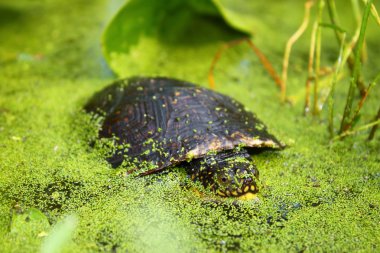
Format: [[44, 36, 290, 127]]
[[208, 39, 244, 89], [208, 38, 283, 93], [245, 40, 283, 90]]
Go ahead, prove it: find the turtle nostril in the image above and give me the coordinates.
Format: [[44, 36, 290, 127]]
[[245, 177, 253, 184]]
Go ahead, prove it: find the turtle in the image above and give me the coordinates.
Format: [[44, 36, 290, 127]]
[[84, 77, 283, 197]]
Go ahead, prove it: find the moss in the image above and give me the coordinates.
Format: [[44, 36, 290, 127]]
[[0, 0, 380, 252]]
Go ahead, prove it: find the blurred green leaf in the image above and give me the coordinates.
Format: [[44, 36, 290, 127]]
[[211, 0, 265, 35], [10, 207, 50, 236], [41, 215, 78, 253], [187, 0, 220, 16], [102, 0, 245, 80]]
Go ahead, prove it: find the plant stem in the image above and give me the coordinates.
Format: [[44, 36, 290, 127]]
[[304, 21, 318, 114], [313, 0, 324, 115], [339, 0, 373, 133], [282, 0, 314, 103], [208, 38, 282, 93], [328, 33, 346, 139], [352, 0, 368, 62], [208, 39, 244, 89], [348, 72, 380, 129], [369, 2, 380, 26], [326, 0, 367, 95], [245, 40, 283, 91], [333, 119, 380, 141], [368, 106, 380, 140]]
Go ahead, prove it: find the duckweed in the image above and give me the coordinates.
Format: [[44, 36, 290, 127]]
[[0, 0, 379, 252]]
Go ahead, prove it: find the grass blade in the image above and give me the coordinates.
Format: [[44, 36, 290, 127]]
[[328, 33, 346, 138], [348, 71, 380, 129], [369, 2, 380, 26], [339, 0, 373, 133], [326, 0, 367, 95], [352, 0, 368, 62]]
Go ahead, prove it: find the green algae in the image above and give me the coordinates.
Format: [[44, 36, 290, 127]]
[[1, 0, 380, 252]]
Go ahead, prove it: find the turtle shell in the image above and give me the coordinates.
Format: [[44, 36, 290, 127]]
[[85, 77, 282, 175]]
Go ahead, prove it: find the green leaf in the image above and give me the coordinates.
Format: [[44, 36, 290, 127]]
[[102, 0, 245, 80], [211, 0, 265, 35]]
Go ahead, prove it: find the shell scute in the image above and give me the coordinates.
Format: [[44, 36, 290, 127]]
[[85, 77, 282, 174]]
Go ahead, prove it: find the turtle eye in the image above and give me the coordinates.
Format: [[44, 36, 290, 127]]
[[217, 174, 229, 185]]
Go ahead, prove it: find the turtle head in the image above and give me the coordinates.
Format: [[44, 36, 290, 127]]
[[188, 150, 259, 197], [212, 156, 259, 197]]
